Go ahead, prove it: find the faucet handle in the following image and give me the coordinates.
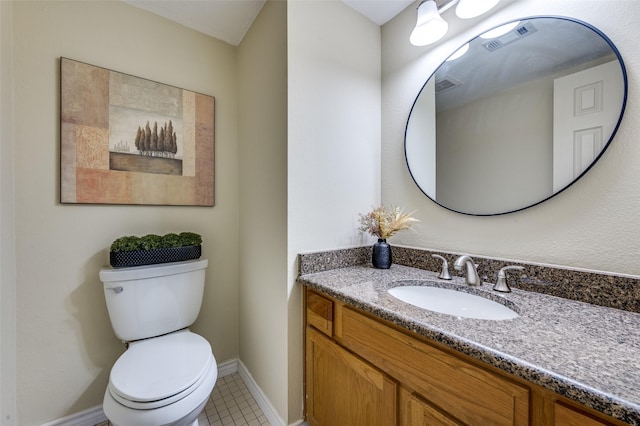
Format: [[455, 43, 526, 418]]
[[493, 265, 524, 293], [432, 254, 452, 280]]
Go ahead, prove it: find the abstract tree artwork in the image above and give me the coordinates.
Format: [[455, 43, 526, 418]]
[[60, 57, 215, 206]]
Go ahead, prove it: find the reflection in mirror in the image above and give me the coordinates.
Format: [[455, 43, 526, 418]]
[[405, 17, 627, 216]]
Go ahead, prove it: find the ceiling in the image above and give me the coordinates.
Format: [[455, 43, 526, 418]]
[[434, 17, 618, 111], [123, 0, 416, 46]]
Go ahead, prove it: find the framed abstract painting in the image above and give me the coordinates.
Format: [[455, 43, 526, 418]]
[[60, 57, 215, 206]]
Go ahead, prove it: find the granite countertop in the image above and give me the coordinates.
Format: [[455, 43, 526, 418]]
[[298, 264, 640, 425]]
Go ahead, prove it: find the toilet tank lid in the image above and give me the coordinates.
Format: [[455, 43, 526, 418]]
[[99, 259, 208, 283]]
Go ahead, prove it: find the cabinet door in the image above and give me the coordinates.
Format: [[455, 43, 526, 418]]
[[400, 387, 464, 426], [554, 402, 618, 426], [306, 327, 397, 426]]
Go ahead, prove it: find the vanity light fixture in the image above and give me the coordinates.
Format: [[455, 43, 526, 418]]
[[410, 0, 501, 46]]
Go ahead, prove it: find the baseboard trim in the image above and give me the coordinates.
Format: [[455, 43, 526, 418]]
[[217, 358, 239, 378], [40, 404, 107, 426], [40, 358, 307, 426], [236, 359, 287, 426]]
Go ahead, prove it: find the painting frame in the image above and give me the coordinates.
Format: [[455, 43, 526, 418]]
[[60, 57, 215, 206]]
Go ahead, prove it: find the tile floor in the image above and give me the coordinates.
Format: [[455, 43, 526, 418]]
[[96, 372, 270, 426]]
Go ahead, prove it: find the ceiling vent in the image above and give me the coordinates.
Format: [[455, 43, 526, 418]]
[[482, 22, 538, 52], [435, 76, 463, 94]]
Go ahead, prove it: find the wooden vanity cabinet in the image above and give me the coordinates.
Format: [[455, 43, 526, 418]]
[[304, 288, 628, 426]]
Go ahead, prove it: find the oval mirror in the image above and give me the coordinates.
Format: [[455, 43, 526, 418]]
[[405, 16, 627, 216]]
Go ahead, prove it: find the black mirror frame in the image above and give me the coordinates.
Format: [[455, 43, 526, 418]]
[[404, 16, 628, 216]]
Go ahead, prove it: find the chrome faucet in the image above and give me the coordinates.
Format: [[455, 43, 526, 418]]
[[454, 255, 481, 287]]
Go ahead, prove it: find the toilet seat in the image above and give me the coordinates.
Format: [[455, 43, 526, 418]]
[[109, 331, 212, 410]]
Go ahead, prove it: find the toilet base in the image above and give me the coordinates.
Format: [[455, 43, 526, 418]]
[[107, 397, 205, 426]]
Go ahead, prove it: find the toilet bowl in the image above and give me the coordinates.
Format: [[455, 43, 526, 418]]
[[99, 259, 216, 426]]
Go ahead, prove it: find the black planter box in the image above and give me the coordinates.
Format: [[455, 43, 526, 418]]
[[110, 245, 201, 268]]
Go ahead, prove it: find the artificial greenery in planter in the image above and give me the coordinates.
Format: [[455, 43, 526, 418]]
[[109, 232, 202, 268]]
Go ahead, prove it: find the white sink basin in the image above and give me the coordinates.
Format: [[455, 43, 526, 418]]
[[388, 286, 518, 320]]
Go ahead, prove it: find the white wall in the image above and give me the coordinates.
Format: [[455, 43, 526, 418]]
[[7, 2, 240, 424], [237, 0, 288, 422], [288, 0, 381, 421], [382, 0, 640, 275], [288, 0, 382, 251]]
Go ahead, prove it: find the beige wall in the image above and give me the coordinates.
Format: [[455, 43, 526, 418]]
[[237, 0, 289, 422], [8, 1, 239, 424], [1, 1, 18, 424], [382, 0, 640, 276]]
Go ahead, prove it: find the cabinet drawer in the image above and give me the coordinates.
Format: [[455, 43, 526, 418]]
[[306, 289, 333, 336], [340, 308, 530, 426]]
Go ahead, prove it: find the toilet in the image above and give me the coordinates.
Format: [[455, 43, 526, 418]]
[[99, 259, 217, 426]]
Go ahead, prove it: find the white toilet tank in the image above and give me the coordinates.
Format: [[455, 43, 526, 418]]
[[99, 259, 208, 342]]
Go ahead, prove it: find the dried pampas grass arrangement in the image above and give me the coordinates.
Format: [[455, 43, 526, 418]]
[[358, 205, 418, 240]]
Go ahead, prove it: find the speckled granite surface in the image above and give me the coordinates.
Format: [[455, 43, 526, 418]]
[[298, 261, 640, 425], [299, 246, 640, 313]]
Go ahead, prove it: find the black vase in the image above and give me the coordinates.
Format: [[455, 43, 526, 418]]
[[372, 239, 392, 269]]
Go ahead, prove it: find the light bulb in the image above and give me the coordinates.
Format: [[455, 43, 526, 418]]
[[455, 0, 500, 19], [410, 1, 449, 46]]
